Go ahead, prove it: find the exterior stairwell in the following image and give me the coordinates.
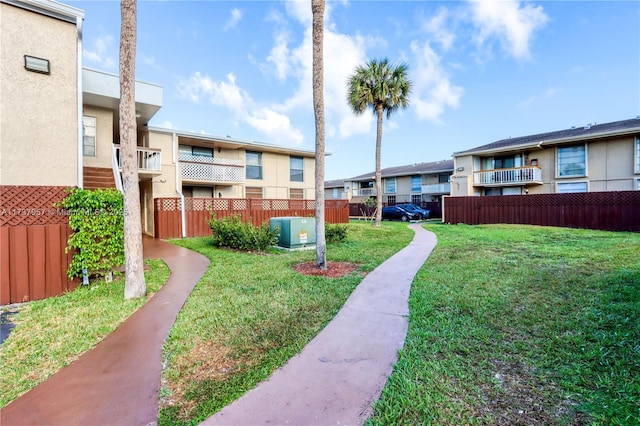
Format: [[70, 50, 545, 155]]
[[83, 167, 117, 190]]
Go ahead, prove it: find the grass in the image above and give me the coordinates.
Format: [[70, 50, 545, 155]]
[[0, 259, 170, 408], [367, 224, 640, 425], [158, 221, 414, 425], [1, 222, 636, 425]]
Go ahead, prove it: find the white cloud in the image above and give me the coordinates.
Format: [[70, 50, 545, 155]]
[[224, 8, 243, 31], [83, 34, 116, 69], [468, 0, 548, 60], [422, 8, 456, 51], [267, 30, 292, 80], [177, 72, 304, 145], [263, 3, 380, 139], [246, 108, 304, 144], [157, 120, 173, 129], [410, 41, 463, 123]]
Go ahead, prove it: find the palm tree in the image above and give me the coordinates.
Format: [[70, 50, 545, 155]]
[[119, 0, 146, 299], [347, 58, 412, 226], [312, 0, 327, 270]]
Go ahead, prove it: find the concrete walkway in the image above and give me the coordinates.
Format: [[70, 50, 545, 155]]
[[203, 223, 437, 425], [0, 237, 210, 426]]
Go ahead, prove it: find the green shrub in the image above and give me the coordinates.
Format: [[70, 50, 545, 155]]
[[208, 214, 278, 251], [326, 223, 348, 243], [56, 188, 124, 280]]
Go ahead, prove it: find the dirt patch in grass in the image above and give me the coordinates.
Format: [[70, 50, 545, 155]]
[[292, 261, 360, 278], [478, 358, 587, 425], [160, 340, 239, 418]]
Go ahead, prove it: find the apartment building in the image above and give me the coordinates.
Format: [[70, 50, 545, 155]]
[[1, 0, 317, 238], [451, 118, 640, 196], [331, 160, 454, 205]]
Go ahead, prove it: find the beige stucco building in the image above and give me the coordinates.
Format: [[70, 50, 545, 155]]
[[1, 0, 83, 187], [451, 119, 640, 196], [327, 160, 454, 205], [1, 0, 317, 238]]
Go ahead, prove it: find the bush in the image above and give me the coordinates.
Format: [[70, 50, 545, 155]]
[[56, 188, 124, 280], [208, 214, 278, 251], [326, 223, 348, 243]]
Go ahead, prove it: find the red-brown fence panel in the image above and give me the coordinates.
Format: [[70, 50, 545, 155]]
[[443, 191, 640, 232], [1, 186, 77, 304], [154, 198, 350, 239]]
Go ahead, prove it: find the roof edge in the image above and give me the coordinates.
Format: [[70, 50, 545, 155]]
[[2, 0, 84, 23]]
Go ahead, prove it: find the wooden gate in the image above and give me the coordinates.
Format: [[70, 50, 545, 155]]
[[1, 186, 77, 304]]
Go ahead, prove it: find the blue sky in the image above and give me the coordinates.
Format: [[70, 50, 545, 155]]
[[68, 0, 640, 181]]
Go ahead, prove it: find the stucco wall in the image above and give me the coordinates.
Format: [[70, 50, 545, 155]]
[[148, 131, 177, 198], [81, 106, 113, 169], [1, 3, 79, 186]]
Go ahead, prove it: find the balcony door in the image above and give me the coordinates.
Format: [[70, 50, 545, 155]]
[[483, 154, 523, 170]]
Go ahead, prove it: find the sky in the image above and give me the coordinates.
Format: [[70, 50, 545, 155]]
[[67, 0, 640, 181]]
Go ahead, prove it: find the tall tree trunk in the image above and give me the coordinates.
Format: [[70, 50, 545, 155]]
[[312, 0, 326, 270], [374, 104, 384, 227], [120, 0, 146, 299]]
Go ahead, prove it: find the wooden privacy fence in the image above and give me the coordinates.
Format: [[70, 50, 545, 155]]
[[1, 186, 77, 305], [444, 191, 640, 232], [154, 198, 350, 239]]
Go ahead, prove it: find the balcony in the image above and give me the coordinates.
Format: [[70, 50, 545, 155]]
[[352, 188, 378, 197], [179, 153, 244, 185], [113, 145, 162, 177], [421, 182, 451, 194], [474, 166, 542, 187]]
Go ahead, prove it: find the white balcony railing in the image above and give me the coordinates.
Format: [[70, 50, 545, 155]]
[[179, 153, 244, 183], [114, 145, 162, 173], [421, 182, 451, 194], [474, 166, 542, 186], [352, 188, 378, 197]]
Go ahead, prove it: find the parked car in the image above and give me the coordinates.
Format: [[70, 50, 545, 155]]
[[381, 206, 420, 222], [396, 203, 431, 220]]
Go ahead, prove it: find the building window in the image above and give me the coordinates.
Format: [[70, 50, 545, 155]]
[[179, 145, 213, 157], [412, 194, 422, 204], [557, 182, 588, 193], [193, 146, 213, 157], [635, 137, 640, 174], [332, 188, 339, 198], [246, 151, 263, 180], [83, 116, 96, 157], [290, 156, 304, 182], [635, 178, 640, 190], [438, 174, 450, 183], [385, 177, 396, 194], [289, 188, 304, 199], [485, 188, 502, 196], [411, 176, 421, 192], [557, 144, 586, 177], [246, 186, 263, 199], [387, 195, 396, 205]]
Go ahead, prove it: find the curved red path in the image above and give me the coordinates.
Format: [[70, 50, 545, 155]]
[[0, 237, 209, 426]]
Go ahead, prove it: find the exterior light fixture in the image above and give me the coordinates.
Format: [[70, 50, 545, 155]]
[[24, 55, 50, 74]]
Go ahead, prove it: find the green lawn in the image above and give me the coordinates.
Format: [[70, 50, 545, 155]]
[[368, 224, 640, 425], [1, 222, 636, 425], [0, 259, 170, 408], [158, 222, 414, 425]]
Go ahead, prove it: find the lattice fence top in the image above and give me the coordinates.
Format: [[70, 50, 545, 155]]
[[447, 191, 640, 207], [1, 186, 72, 226], [154, 197, 324, 212]]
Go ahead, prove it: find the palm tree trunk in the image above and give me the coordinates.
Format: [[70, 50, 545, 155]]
[[312, 0, 326, 269], [119, 0, 146, 299], [374, 104, 384, 227]]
